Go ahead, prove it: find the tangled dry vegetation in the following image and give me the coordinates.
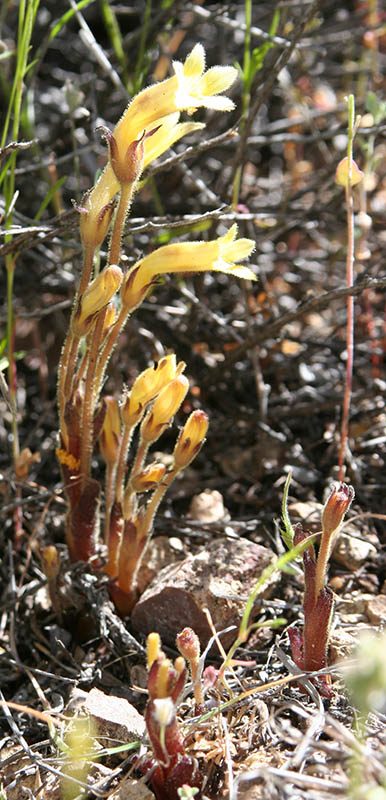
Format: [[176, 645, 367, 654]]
[[1, 2, 386, 799]]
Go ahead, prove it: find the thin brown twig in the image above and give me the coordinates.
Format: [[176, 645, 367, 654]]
[[206, 275, 386, 382]]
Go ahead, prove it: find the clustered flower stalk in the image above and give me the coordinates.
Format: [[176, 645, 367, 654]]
[[56, 44, 256, 610], [138, 632, 202, 800], [284, 481, 354, 697]]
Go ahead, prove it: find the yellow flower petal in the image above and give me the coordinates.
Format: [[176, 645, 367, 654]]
[[202, 66, 238, 96], [143, 115, 205, 166], [182, 43, 205, 77], [196, 95, 235, 112], [213, 264, 256, 280], [223, 238, 256, 262]]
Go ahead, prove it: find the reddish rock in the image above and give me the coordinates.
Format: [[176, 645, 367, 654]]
[[131, 537, 277, 650]]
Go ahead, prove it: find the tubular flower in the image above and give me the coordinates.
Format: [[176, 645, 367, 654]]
[[121, 355, 184, 426], [91, 115, 206, 216], [121, 224, 256, 310], [132, 462, 167, 492], [173, 410, 209, 469], [85, 43, 237, 220], [78, 196, 116, 250], [72, 265, 123, 337], [322, 482, 355, 541], [115, 43, 237, 149], [140, 375, 189, 443]]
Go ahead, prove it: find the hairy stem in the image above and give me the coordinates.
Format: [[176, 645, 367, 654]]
[[79, 310, 107, 485]]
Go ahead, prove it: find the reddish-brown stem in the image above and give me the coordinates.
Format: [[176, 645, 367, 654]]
[[314, 530, 333, 606], [78, 242, 97, 298], [79, 310, 107, 486], [140, 467, 179, 535], [123, 437, 149, 516], [115, 421, 136, 504], [104, 460, 117, 546], [105, 499, 123, 577], [58, 244, 95, 434], [93, 306, 128, 399], [62, 335, 79, 399]]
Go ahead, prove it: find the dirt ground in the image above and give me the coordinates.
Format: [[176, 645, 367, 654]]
[[1, 1, 386, 799]]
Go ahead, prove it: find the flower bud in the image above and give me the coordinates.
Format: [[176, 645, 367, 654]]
[[156, 659, 173, 700], [121, 355, 181, 426], [140, 375, 189, 443], [72, 265, 123, 337], [99, 396, 121, 464], [173, 410, 208, 469], [99, 125, 147, 186], [147, 632, 162, 670], [77, 195, 115, 250], [176, 627, 200, 666], [41, 545, 60, 581], [322, 482, 354, 540], [131, 462, 166, 492], [120, 263, 153, 311], [176, 629, 203, 711]]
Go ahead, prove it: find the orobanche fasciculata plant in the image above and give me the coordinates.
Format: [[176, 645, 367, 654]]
[[56, 44, 256, 614]]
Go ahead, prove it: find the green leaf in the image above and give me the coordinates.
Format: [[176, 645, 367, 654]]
[[48, 0, 94, 42], [34, 175, 67, 221], [251, 8, 280, 76]]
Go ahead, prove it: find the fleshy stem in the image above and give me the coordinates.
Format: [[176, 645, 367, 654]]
[[79, 309, 107, 485], [93, 305, 128, 399], [120, 466, 181, 596], [115, 421, 138, 503], [139, 466, 180, 540], [86, 179, 136, 403], [313, 532, 331, 606], [108, 181, 134, 267], [338, 95, 361, 481], [123, 438, 150, 517], [58, 242, 96, 435], [104, 460, 117, 546]]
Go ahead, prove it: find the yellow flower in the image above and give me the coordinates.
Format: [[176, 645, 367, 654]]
[[78, 196, 115, 250], [121, 355, 184, 426], [173, 409, 209, 469], [71, 265, 122, 337], [85, 43, 237, 222], [121, 224, 256, 310], [140, 375, 189, 443], [131, 462, 167, 492], [115, 43, 237, 148]]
